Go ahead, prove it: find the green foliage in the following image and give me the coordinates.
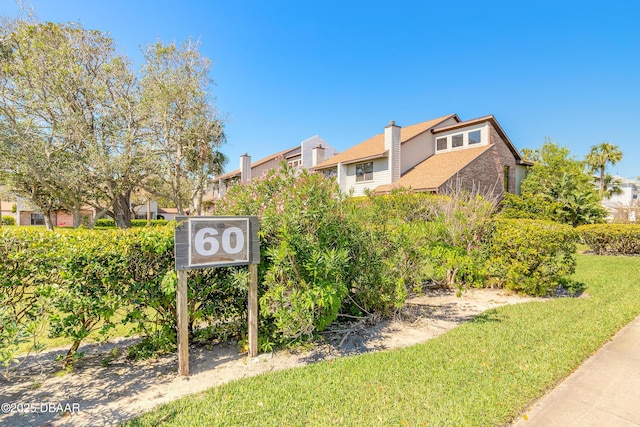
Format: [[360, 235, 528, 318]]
[[0, 224, 252, 369], [1, 215, 15, 225], [94, 218, 169, 228], [499, 193, 564, 221], [94, 218, 115, 227], [347, 189, 495, 300], [519, 140, 606, 226], [584, 142, 623, 194], [0, 227, 56, 376], [213, 166, 353, 342], [487, 219, 578, 295], [578, 224, 640, 255]]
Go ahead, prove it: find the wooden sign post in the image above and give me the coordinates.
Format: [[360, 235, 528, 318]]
[[174, 216, 260, 376]]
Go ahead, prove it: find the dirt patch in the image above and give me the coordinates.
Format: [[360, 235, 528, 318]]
[[0, 288, 543, 427]]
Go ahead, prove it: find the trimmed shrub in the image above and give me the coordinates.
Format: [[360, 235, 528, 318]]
[[487, 219, 578, 296], [578, 224, 640, 255], [0, 227, 57, 374], [1, 215, 16, 226], [94, 218, 170, 228], [131, 219, 170, 227], [94, 218, 115, 227]]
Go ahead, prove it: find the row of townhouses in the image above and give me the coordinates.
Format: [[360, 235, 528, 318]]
[[3, 113, 637, 225], [211, 113, 530, 201]]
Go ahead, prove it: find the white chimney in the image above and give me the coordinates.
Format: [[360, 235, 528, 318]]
[[312, 145, 326, 166], [240, 153, 251, 183], [385, 120, 401, 183]]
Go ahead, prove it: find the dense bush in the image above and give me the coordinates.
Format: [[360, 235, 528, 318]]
[[1, 215, 16, 225], [487, 219, 578, 295], [94, 218, 169, 228], [213, 167, 355, 342], [347, 189, 495, 294], [578, 224, 640, 255]]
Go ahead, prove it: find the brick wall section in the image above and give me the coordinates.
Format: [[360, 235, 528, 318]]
[[439, 123, 517, 200]]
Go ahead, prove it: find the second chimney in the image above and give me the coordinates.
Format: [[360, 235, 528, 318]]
[[312, 145, 326, 166], [240, 153, 251, 183], [384, 120, 401, 183]]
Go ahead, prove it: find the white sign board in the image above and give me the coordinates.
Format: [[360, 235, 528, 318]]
[[174, 216, 260, 270]]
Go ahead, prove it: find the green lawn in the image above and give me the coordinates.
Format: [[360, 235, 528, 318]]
[[125, 254, 640, 426]]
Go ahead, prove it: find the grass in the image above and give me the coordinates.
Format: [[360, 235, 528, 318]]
[[125, 254, 640, 426]]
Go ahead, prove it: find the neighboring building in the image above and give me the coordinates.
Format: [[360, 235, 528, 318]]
[[14, 197, 94, 227], [210, 135, 338, 200], [602, 176, 639, 223], [1, 199, 16, 223], [311, 114, 530, 198]]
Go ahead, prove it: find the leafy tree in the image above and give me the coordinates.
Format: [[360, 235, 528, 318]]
[[517, 140, 606, 226], [139, 39, 227, 216], [0, 20, 159, 229], [585, 142, 623, 194]]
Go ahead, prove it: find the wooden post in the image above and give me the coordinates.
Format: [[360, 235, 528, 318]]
[[248, 263, 258, 358], [177, 269, 189, 376]]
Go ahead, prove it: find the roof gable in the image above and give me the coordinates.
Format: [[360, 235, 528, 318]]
[[312, 114, 459, 169], [375, 144, 492, 193], [432, 115, 526, 163]]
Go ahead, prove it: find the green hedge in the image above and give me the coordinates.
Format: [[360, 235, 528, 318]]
[[1, 216, 16, 226], [487, 219, 578, 296], [577, 224, 640, 255], [94, 218, 170, 227], [0, 225, 248, 367]]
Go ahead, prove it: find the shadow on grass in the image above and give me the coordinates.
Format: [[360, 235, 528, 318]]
[[555, 279, 588, 298], [469, 310, 501, 324]]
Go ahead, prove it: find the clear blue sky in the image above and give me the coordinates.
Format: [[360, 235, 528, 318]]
[[2, 0, 639, 178]]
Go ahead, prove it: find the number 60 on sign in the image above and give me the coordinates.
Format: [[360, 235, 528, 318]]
[[174, 216, 260, 269]]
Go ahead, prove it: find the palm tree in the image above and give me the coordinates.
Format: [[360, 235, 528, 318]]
[[584, 142, 623, 194]]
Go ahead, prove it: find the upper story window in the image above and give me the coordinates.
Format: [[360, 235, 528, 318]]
[[469, 130, 481, 145], [355, 162, 373, 182], [452, 134, 463, 148], [287, 158, 302, 168], [436, 129, 483, 152]]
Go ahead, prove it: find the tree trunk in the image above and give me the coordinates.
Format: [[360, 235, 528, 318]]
[[196, 185, 204, 216], [43, 210, 54, 231], [600, 166, 606, 194], [113, 192, 132, 228], [88, 208, 109, 229], [72, 207, 82, 228]]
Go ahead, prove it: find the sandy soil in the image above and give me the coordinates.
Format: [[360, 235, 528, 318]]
[[0, 288, 543, 427]]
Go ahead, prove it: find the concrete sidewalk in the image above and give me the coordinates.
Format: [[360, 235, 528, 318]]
[[513, 315, 640, 426]]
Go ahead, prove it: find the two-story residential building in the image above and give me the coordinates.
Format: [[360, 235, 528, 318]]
[[311, 114, 530, 198], [210, 135, 338, 200]]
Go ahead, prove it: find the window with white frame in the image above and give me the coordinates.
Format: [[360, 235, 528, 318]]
[[287, 158, 302, 168], [468, 130, 481, 145], [355, 162, 373, 182], [452, 134, 463, 148], [436, 137, 447, 151]]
